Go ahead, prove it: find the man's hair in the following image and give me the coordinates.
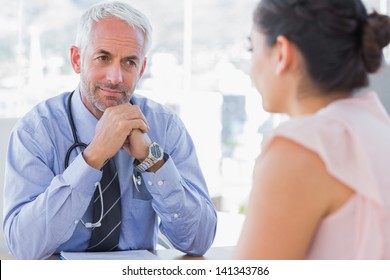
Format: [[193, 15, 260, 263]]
[[76, 1, 152, 55]]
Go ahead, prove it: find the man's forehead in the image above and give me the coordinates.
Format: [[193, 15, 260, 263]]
[[89, 19, 145, 51]]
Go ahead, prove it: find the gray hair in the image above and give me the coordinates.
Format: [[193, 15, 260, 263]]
[[75, 1, 152, 55]]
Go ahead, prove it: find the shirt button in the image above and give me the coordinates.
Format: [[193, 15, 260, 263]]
[[147, 181, 153, 186], [173, 213, 179, 219], [74, 220, 79, 224], [157, 180, 164, 186]]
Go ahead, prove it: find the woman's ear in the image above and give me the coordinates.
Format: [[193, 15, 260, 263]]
[[274, 35, 295, 75], [70, 46, 81, 74]]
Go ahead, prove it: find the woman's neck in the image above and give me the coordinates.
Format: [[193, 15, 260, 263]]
[[287, 90, 351, 116]]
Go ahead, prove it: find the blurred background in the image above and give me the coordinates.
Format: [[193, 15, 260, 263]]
[[0, 0, 389, 217]]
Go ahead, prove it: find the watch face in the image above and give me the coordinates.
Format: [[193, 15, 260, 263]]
[[151, 144, 162, 158]]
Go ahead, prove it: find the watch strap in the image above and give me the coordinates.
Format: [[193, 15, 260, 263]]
[[135, 158, 154, 173], [134, 142, 164, 173]]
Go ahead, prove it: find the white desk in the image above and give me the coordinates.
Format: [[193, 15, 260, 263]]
[[0, 246, 235, 260]]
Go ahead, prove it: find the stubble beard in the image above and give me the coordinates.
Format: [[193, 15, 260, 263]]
[[80, 78, 132, 113]]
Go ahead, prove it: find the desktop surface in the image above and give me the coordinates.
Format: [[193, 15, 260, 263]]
[[0, 246, 235, 260]]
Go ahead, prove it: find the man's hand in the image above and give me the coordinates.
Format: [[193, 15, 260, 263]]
[[83, 103, 148, 170], [122, 128, 151, 161], [124, 130, 165, 173]]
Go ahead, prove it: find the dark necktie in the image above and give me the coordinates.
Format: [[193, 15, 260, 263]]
[[87, 158, 122, 251]]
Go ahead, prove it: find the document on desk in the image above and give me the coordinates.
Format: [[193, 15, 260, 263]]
[[60, 250, 160, 260]]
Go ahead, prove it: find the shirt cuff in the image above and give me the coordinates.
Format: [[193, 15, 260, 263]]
[[141, 155, 182, 198], [62, 153, 102, 196]]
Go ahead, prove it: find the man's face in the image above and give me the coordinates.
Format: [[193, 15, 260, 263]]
[[73, 17, 147, 118]]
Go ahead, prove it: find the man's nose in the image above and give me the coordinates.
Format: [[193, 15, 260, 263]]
[[106, 62, 123, 85]]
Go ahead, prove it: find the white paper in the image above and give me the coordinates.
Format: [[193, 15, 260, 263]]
[[60, 250, 160, 260]]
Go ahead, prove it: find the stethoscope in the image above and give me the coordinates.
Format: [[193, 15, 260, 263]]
[[64, 91, 141, 229], [65, 91, 88, 168]]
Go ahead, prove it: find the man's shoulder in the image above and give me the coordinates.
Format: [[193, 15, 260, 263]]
[[28, 91, 69, 113], [132, 92, 186, 131], [17, 92, 70, 134], [132, 93, 177, 116]]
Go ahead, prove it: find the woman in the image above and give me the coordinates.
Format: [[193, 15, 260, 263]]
[[235, 0, 390, 259]]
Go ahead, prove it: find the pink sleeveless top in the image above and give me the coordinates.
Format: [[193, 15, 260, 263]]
[[262, 92, 390, 259]]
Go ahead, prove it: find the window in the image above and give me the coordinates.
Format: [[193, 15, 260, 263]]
[[0, 0, 260, 212], [1, 0, 389, 213]]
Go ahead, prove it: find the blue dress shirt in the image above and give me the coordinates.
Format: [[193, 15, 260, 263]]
[[3, 87, 217, 259]]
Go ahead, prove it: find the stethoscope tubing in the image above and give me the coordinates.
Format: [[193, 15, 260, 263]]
[[65, 91, 88, 168], [65, 91, 135, 169], [63, 91, 140, 228]]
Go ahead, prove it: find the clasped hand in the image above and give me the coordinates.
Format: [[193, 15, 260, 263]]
[[83, 103, 151, 170]]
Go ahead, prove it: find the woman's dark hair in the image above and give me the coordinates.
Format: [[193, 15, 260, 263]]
[[253, 0, 390, 93]]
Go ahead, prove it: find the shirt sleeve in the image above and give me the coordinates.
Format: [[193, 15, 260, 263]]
[[2, 120, 101, 259], [141, 115, 217, 256]]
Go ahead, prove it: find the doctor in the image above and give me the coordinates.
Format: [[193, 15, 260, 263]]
[[3, 1, 217, 259]]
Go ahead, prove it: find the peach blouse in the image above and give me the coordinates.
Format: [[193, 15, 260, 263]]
[[263, 92, 390, 259]]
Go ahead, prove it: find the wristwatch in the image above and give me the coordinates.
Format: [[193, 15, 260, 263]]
[[135, 142, 164, 172]]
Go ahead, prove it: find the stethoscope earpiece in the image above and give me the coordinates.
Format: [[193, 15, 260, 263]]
[[85, 222, 101, 228]]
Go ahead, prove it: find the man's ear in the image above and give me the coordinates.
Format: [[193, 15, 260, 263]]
[[70, 46, 81, 74], [138, 57, 147, 81], [274, 35, 295, 75]]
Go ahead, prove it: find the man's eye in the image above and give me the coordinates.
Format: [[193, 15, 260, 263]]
[[125, 60, 137, 68], [97, 56, 109, 61], [127, 60, 136, 66]]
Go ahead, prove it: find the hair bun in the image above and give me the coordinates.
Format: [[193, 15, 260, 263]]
[[362, 12, 390, 73]]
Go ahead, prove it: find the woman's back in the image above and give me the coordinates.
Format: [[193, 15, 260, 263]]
[[265, 92, 390, 259], [236, 0, 390, 259]]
